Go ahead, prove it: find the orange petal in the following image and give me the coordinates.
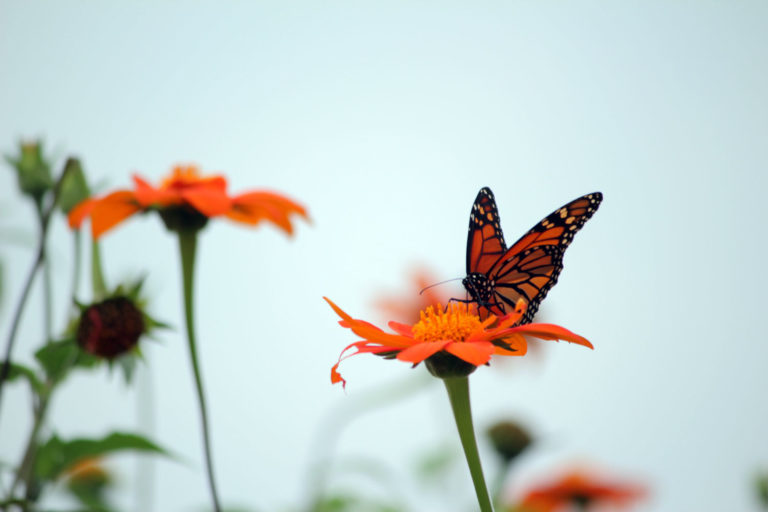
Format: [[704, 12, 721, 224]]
[[324, 297, 414, 349], [511, 323, 593, 349], [89, 191, 142, 239], [396, 340, 449, 364], [492, 333, 528, 356], [132, 174, 177, 207], [445, 341, 494, 366], [387, 321, 413, 336], [181, 187, 232, 217], [331, 361, 346, 388], [230, 191, 308, 234], [68, 198, 97, 229]]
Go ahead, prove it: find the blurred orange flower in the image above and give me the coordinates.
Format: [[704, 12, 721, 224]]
[[518, 469, 646, 511], [374, 267, 459, 324], [68, 165, 308, 238], [326, 297, 592, 388]]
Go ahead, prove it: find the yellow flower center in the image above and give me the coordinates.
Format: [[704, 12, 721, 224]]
[[412, 303, 483, 343]]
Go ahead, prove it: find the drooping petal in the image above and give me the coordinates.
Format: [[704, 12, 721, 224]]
[[445, 341, 495, 366], [89, 191, 142, 239], [68, 198, 98, 229], [332, 340, 404, 389], [229, 191, 308, 234], [396, 340, 450, 364], [510, 323, 593, 349]]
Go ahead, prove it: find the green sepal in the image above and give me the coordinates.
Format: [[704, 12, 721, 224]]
[[57, 158, 91, 214], [34, 432, 171, 482]]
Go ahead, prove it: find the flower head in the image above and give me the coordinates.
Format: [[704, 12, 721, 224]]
[[518, 469, 646, 512], [68, 165, 308, 238], [326, 297, 592, 388], [74, 280, 166, 360], [76, 296, 145, 359]]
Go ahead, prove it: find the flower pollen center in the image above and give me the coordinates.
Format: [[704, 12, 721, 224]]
[[412, 303, 482, 343]]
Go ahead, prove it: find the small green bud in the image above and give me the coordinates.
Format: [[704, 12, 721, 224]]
[[58, 157, 91, 214], [5, 140, 54, 202]]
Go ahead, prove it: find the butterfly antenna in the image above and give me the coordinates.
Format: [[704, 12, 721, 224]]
[[419, 277, 463, 295]]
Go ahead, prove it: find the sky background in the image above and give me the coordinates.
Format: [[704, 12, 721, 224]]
[[1, 1, 767, 511]]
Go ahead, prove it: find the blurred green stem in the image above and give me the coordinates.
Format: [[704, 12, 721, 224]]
[[443, 376, 493, 512], [178, 230, 222, 512], [0, 162, 71, 413], [70, 230, 82, 306], [0, 215, 50, 413], [90, 239, 107, 298], [35, 204, 52, 340], [9, 382, 52, 499]]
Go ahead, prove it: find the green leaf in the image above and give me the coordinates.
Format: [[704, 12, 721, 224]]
[[57, 158, 91, 215], [0, 361, 43, 394], [35, 432, 170, 481], [34, 339, 100, 382]]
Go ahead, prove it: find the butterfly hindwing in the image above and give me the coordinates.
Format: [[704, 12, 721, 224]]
[[492, 245, 564, 323]]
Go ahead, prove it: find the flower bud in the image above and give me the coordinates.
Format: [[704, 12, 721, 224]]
[[5, 141, 54, 202], [486, 420, 532, 464], [58, 157, 91, 214], [76, 297, 145, 358]]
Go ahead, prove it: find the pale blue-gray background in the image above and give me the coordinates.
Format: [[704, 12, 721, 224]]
[[1, 2, 767, 511]]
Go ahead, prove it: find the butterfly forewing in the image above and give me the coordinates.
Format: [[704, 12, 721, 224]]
[[464, 189, 602, 323], [466, 187, 507, 276], [500, 193, 603, 271]]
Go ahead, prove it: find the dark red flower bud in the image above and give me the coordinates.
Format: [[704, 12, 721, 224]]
[[76, 297, 145, 358], [486, 420, 532, 463]]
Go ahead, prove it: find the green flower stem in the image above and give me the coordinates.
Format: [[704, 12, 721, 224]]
[[35, 205, 52, 340], [0, 227, 48, 413], [70, 230, 82, 306], [9, 382, 52, 498], [90, 238, 107, 298], [178, 230, 222, 512], [443, 376, 494, 512], [0, 162, 71, 413]]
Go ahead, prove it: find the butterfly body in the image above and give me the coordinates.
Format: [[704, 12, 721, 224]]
[[464, 188, 602, 323]]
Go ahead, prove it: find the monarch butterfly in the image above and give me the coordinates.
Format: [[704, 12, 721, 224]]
[[462, 188, 602, 324]]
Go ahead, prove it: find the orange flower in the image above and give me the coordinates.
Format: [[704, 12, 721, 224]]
[[68, 165, 308, 238], [374, 267, 460, 324], [518, 469, 646, 511], [326, 297, 592, 388]]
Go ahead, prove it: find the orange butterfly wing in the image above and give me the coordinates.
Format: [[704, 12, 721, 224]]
[[466, 188, 506, 276], [465, 189, 602, 323]]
